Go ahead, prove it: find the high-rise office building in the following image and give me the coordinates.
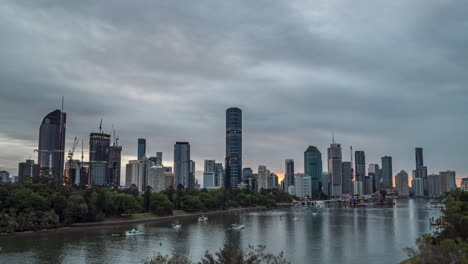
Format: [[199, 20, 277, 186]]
[[89, 132, 111, 186], [18, 159, 40, 182], [156, 152, 163, 165], [305, 146, 322, 197], [415, 148, 424, 174], [440, 170, 456, 193], [174, 142, 190, 188], [148, 164, 167, 192], [328, 141, 342, 197], [225, 107, 242, 189], [322, 172, 329, 195], [138, 138, 146, 160], [204, 160, 216, 188], [268, 173, 279, 189], [243, 168, 253, 178], [189, 160, 195, 189], [354, 151, 366, 182], [258, 165, 269, 190], [125, 159, 152, 192], [294, 173, 304, 197], [395, 170, 409, 197], [285, 159, 295, 188], [427, 174, 441, 196], [412, 177, 424, 197], [368, 164, 381, 191], [461, 178, 468, 192], [38, 109, 66, 180], [342, 161, 353, 194], [381, 156, 393, 188], [109, 143, 122, 188], [215, 163, 224, 187]]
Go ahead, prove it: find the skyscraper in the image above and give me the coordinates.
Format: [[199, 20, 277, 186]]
[[215, 163, 224, 187], [225, 107, 242, 189], [89, 132, 111, 186], [285, 159, 295, 188], [395, 170, 409, 197], [341, 161, 353, 194], [38, 109, 66, 180], [354, 151, 366, 182], [440, 170, 456, 193], [368, 164, 381, 191], [304, 146, 322, 197], [109, 143, 122, 188], [415, 147, 423, 176], [189, 160, 196, 189], [258, 165, 269, 190], [427, 174, 441, 196], [138, 138, 146, 160], [381, 156, 393, 188], [328, 141, 342, 197], [174, 142, 190, 188], [156, 152, 163, 165], [204, 160, 216, 188], [18, 159, 40, 182]]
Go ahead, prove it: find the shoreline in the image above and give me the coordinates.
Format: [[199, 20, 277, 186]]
[[2, 204, 291, 236]]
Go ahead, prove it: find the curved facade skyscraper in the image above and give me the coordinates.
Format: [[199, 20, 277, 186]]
[[174, 142, 190, 188], [38, 109, 66, 180], [225, 107, 242, 189]]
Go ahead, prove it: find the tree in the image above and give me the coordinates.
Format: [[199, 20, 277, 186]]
[[112, 193, 141, 214], [150, 193, 173, 216], [181, 195, 203, 212], [144, 186, 153, 212]]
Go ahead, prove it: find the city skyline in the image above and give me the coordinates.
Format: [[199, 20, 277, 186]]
[[1, 1, 468, 184]]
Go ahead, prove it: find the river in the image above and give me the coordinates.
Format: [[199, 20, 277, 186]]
[[0, 199, 440, 264]]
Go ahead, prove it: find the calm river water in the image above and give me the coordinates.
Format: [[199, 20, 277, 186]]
[[0, 199, 440, 264]]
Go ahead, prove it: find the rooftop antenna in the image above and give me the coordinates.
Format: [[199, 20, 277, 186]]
[[99, 119, 103, 134], [332, 129, 335, 144], [350, 145, 354, 181], [81, 140, 84, 163]]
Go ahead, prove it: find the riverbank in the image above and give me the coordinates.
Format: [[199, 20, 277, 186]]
[[2, 204, 292, 236]]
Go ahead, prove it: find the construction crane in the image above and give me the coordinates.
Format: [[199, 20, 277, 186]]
[[68, 137, 79, 162]]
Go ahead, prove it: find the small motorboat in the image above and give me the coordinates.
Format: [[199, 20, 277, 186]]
[[293, 217, 298, 221], [172, 223, 182, 229], [125, 229, 144, 236], [228, 224, 245, 230], [198, 216, 208, 222], [312, 212, 318, 216]]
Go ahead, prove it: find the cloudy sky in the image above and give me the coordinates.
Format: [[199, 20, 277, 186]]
[[1, 0, 467, 183]]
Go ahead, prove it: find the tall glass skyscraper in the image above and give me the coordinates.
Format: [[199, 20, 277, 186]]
[[285, 159, 295, 187], [225, 107, 242, 189], [89, 132, 111, 186], [304, 146, 322, 197], [174, 142, 190, 188], [381, 156, 393, 188], [38, 109, 66, 180], [138, 138, 146, 160], [328, 142, 342, 197], [355, 151, 366, 182]]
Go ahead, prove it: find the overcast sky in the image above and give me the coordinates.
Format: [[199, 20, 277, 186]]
[[1, 0, 467, 183]]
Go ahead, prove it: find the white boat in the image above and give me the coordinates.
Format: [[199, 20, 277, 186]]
[[172, 223, 182, 229], [198, 216, 208, 222], [229, 224, 245, 230], [125, 229, 144, 236], [312, 212, 318, 216], [293, 217, 298, 221]]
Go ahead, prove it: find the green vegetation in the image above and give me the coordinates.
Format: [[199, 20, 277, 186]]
[[144, 242, 289, 264], [404, 190, 468, 264], [0, 178, 292, 233]]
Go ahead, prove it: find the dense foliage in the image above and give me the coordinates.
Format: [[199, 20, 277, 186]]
[[0, 179, 292, 233], [144, 243, 289, 264], [404, 191, 468, 264]]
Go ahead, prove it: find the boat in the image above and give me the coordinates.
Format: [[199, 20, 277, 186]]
[[172, 223, 182, 229], [125, 229, 144, 236], [312, 212, 318, 216], [293, 217, 298, 221], [198, 216, 208, 222], [229, 224, 245, 230]]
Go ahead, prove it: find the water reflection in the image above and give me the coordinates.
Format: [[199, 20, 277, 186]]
[[0, 200, 439, 264]]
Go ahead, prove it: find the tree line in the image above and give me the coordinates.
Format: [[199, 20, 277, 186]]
[[0, 178, 292, 233], [404, 190, 468, 263]]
